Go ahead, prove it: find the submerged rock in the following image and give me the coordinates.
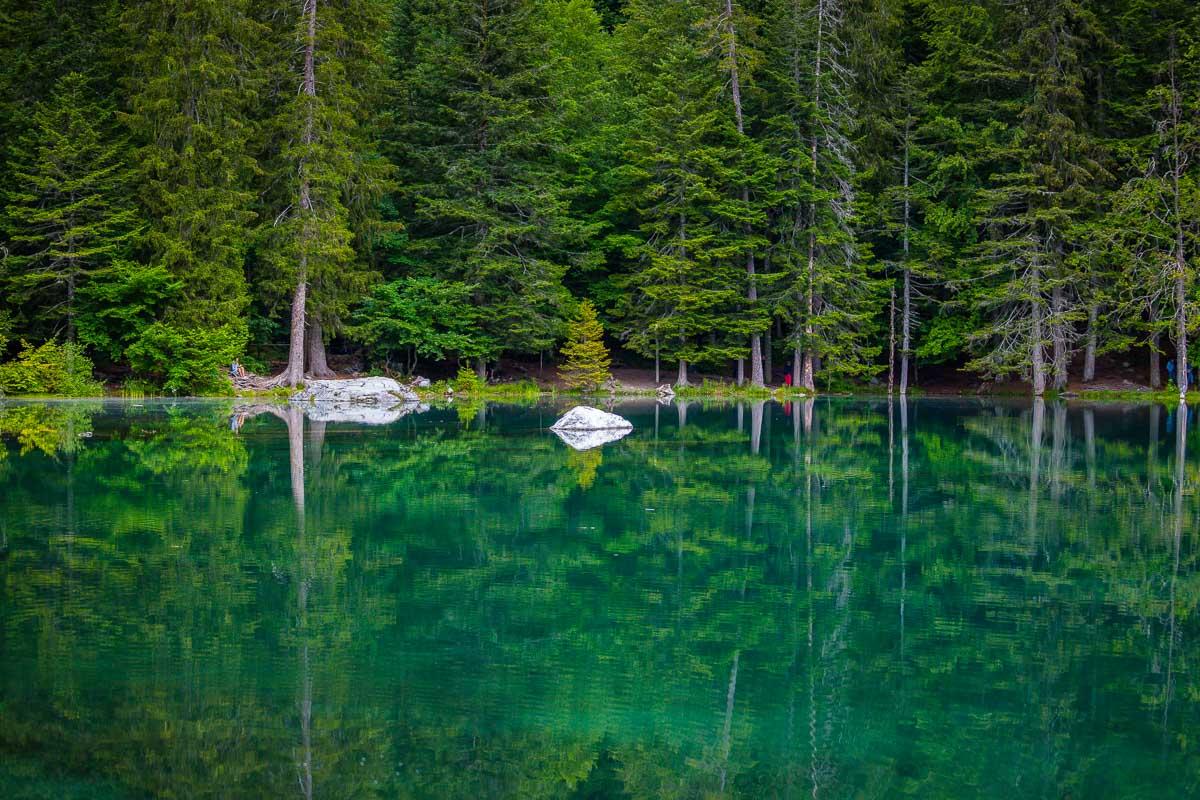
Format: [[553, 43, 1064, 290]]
[[550, 405, 633, 432], [290, 377, 418, 406]]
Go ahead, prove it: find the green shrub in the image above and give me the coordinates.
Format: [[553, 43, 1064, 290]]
[[126, 322, 244, 395], [0, 340, 104, 396], [453, 365, 484, 395]]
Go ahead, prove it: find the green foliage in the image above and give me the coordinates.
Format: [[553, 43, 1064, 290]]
[[0, 72, 140, 340], [452, 365, 484, 395], [0, 340, 103, 396], [126, 322, 242, 395], [916, 312, 975, 365], [76, 261, 181, 363], [558, 300, 611, 391], [350, 278, 485, 371]]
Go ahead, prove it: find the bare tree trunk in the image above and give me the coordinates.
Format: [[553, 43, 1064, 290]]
[[475, 356, 487, 382], [1083, 304, 1097, 383], [655, 343, 661, 385], [1031, 265, 1047, 396], [306, 319, 334, 378], [801, 230, 817, 392], [764, 325, 772, 382], [1169, 43, 1189, 398], [899, 118, 913, 396], [1051, 284, 1068, 392], [1151, 329, 1162, 389], [888, 286, 896, 395], [278, 0, 319, 388], [737, 358, 744, 387], [676, 357, 689, 388], [792, 339, 802, 390]]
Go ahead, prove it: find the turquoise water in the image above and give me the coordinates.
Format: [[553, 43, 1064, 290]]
[[0, 397, 1197, 798]]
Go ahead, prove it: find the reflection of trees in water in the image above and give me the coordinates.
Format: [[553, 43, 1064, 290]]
[[0, 400, 1199, 797]]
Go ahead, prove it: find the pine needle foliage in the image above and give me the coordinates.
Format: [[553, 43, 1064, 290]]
[[558, 300, 612, 391]]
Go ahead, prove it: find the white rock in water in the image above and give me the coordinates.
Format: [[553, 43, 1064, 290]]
[[553, 426, 631, 451], [291, 377, 418, 406], [550, 405, 633, 432]]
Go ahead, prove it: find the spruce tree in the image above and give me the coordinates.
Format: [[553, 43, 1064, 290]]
[[558, 299, 612, 391], [392, 0, 585, 381], [611, 0, 767, 387], [762, 0, 882, 391], [261, 0, 393, 386], [122, 0, 264, 371], [1, 72, 139, 342]]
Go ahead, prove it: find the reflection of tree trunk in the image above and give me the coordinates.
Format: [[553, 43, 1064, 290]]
[[801, 398, 814, 437], [283, 400, 312, 800], [1029, 399, 1045, 556], [1083, 408, 1095, 488], [1164, 400, 1186, 749], [676, 400, 688, 429], [1148, 404, 1161, 494], [737, 403, 744, 433], [1051, 402, 1066, 501], [287, 405, 306, 514], [900, 399, 909, 662], [750, 401, 764, 455], [718, 650, 740, 793], [306, 419, 326, 468]]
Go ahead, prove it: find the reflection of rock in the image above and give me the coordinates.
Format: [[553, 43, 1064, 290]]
[[553, 426, 631, 451], [289, 378, 421, 425], [290, 377, 418, 406], [550, 406, 632, 450], [656, 383, 675, 399], [301, 402, 428, 425]]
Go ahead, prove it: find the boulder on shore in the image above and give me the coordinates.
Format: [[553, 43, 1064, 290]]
[[290, 377, 418, 407], [550, 405, 633, 432]]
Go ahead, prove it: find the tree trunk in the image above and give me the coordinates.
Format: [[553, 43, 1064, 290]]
[[888, 285, 896, 395], [1051, 284, 1068, 391], [1151, 330, 1162, 389], [899, 118, 912, 396], [283, 272, 308, 387], [801, 235, 817, 392], [1169, 41, 1189, 398], [1083, 304, 1097, 383], [793, 340, 802, 390], [655, 343, 660, 385], [764, 325, 772, 383], [1030, 265, 1046, 396], [306, 319, 334, 378], [277, 0, 319, 388], [736, 358, 744, 387], [676, 358, 689, 388], [475, 356, 487, 382]]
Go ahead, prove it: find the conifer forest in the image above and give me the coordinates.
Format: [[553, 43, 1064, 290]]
[[3, 0, 1200, 396]]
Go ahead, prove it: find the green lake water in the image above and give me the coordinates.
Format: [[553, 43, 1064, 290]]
[[0, 397, 1197, 798]]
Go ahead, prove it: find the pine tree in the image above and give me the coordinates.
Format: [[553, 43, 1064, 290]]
[[558, 299, 612, 390], [1, 72, 140, 342]]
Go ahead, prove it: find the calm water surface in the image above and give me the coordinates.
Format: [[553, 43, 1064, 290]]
[[0, 397, 1197, 798]]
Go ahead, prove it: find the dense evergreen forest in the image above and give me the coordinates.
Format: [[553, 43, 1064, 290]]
[[1, 0, 1199, 395]]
